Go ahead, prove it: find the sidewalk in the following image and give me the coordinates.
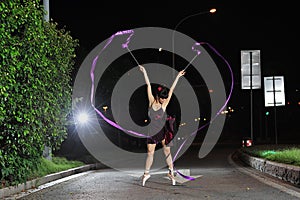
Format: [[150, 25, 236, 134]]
[[0, 163, 107, 199]]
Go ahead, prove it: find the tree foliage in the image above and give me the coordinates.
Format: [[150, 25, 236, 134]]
[[0, 0, 79, 186]]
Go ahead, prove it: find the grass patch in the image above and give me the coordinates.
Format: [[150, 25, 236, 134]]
[[27, 157, 85, 180], [241, 144, 300, 167]]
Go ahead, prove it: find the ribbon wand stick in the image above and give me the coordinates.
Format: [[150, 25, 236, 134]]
[[124, 46, 141, 67], [183, 42, 202, 71]]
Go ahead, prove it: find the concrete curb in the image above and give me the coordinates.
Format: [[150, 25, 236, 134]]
[[0, 163, 107, 199], [236, 149, 300, 186]]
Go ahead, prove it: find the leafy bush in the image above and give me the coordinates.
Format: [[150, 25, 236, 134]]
[[241, 145, 300, 167], [0, 0, 78, 186]]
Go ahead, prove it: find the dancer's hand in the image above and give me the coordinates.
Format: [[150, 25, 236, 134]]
[[177, 70, 186, 77], [139, 65, 146, 73]]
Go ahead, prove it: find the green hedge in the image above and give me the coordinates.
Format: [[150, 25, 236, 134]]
[[0, 0, 79, 186]]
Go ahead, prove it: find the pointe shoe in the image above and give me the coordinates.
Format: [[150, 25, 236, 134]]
[[142, 174, 151, 186], [167, 169, 176, 186]]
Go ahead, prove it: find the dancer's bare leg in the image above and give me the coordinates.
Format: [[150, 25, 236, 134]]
[[145, 143, 156, 173], [162, 140, 176, 185], [142, 143, 156, 186], [162, 140, 173, 170]]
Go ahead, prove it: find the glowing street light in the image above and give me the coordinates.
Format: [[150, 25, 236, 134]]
[[103, 106, 108, 112], [77, 112, 89, 124], [172, 8, 217, 77], [210, 8, 217, 13]]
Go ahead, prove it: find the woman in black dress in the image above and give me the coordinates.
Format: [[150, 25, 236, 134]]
[[139, 65, 185, 186]]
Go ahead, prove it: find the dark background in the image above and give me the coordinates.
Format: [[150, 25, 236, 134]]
[[48, 0, 299, 159]]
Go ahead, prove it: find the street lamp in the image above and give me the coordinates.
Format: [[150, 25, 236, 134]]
[[77, 112, 89, 124], [103, 106, 108, 112], [172, 8, 217, 77]]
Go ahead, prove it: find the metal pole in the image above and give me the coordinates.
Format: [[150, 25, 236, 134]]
[[43, 0, 50, 22], [265, 114, 268, 140], [250, 52, 253, 142], [42, 0, 51, 160], [274, 106, 277, 144], [172, 10, 212, 78], [272, 76, 278, 144]]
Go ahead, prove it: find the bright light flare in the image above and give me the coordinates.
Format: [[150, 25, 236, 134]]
[[77, 112, 89, 124], [210, 8, 216, 13]]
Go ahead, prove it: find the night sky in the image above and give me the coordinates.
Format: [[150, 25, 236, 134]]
[[49, 0, 299, 87], [49, 0, 299, 143]]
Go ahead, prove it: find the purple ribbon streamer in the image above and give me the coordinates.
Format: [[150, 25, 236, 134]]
[[172, 41, 234, 180], [89, 30, 234, 181], [90, 30, 150, 138]]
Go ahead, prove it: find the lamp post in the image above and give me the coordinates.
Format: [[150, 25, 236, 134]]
[[43, 0, 50, 22], [42, 0, 51, 160], [172, 8, 217, 78]]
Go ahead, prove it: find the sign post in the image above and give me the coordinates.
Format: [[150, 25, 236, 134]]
[[241, 50, 261, 143], [264, 76, 285, 144]]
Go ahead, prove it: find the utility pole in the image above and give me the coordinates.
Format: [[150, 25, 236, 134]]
[[43, 0, 49, 22], [42, 0, 52, 160]]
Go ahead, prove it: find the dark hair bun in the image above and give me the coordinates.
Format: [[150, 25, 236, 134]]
[[158, 86, 168, 99]]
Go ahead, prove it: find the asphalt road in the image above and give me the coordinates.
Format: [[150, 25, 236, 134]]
[[11, 144, 300, 200]]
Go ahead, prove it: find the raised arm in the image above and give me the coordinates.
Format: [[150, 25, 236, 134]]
[[163, 70, 185, 107], [139, 65, 154, 107]]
